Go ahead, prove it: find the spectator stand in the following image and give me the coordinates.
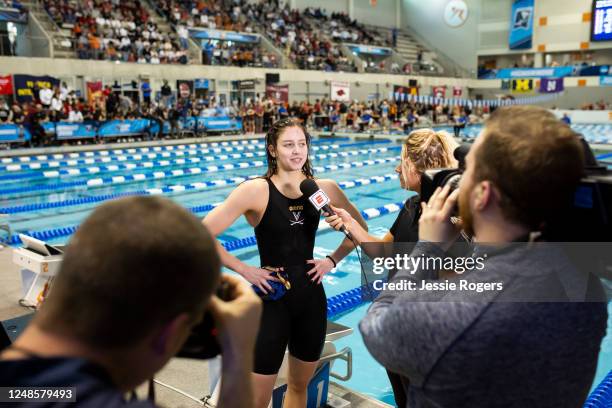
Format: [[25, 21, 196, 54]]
[[189, 28, 277, 68], [144, 0, 201, 63], [42, 0, 188, 64]]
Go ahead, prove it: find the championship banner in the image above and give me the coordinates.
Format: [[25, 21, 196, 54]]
[[539, 78, 564, 93], [452, 86, 463, 97], [0, 75, 13, 95], [98, 119, 150, 138], [13, 74, 59, 103], [330, 81, 350, 102], [512, 78, 533, 93], [432, 86, 446, 98], [176, 80, 194, 99], [0, 123, 31, 143], [55, 122, 97, 140], [266, 84, 289, 104], [86, 81, 103, 104], [509, 0, 534, 50]]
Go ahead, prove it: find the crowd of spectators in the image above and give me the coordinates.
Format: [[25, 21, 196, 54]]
[[158, 0, 245, 31], [242, 1, 356, 72], [304, 7, 388, 47], [43, 0, 188, 64], [0, 81, 489, 146], [202, 40, 278, 68]]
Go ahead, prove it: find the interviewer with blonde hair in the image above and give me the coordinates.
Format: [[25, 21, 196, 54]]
[[324, 128, 458, 407]]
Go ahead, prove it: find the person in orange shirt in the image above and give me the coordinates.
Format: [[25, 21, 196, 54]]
[[88, 33, 101, 60]]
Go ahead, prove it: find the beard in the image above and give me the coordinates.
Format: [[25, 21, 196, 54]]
[[458, 183, 475, 238]]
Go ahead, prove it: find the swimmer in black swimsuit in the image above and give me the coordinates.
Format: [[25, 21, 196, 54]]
[[203, 118, 367, 408]]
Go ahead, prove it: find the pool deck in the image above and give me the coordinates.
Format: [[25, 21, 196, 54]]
[[0, 246, 391, 407]]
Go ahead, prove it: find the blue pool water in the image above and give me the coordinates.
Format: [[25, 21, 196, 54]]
[[1, 136, 611, 406]]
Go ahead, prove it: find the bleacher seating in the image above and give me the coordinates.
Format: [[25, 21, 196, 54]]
[[42, 0, 188, 64]]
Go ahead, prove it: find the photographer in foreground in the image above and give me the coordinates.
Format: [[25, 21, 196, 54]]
[[0, 196, 262, 408], [337, 106, 608, 407]]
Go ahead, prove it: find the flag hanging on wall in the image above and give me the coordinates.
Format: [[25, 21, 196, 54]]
[[539, 78, 564, 93], [512, 78, 533, 92], [330, 81, 350, 102]]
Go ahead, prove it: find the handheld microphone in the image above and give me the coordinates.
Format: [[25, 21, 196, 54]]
[[299, 178, 352, 239]]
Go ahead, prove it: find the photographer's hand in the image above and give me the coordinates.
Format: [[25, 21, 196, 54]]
[[208, 274, 262, 408], [419, 185, 461, 250]]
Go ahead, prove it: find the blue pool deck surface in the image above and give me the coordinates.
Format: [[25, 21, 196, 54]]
[[1, 130, 611, 406]]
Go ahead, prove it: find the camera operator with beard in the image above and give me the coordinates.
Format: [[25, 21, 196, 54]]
[[335, 106, 607, 407]]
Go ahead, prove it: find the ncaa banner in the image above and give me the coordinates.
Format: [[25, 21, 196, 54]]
[[509, 0, 534, 50], [539, 78, 564, 93], [512, 78, 533, 93], [330, 81, 350, 102]]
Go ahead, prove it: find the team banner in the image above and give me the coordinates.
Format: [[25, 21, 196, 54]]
[[330, 81, 350, 102], [432, 86, 446, 98], [539, 78, 564, 94], [13, 74, 59, 103], [86, 81, 103, 104], [453, 86, 463, 97], [512, 78, 534, 93], [0, 75, 12, 95], [509, 0, 534, 49], [266, 84, 289, 104]]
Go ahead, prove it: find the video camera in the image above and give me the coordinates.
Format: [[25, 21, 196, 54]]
[[420, 137, 612, 241]]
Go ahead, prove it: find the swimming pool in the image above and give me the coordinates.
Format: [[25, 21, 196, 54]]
[[1, 136, 610, 406]]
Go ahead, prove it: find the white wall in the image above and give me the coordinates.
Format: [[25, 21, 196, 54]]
[[551, 110, 612, 124], [293, 0, 349, 15], [353, 0, 397, 28], [477, 0, 611, 56], [401, 0, 480, 71]]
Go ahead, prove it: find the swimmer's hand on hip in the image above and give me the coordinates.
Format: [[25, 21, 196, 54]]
[[306, 258, 335, 284], [239, 265, 283, 294]]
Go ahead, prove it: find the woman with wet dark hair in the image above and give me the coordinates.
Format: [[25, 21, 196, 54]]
[[203, 118, 366, 408]]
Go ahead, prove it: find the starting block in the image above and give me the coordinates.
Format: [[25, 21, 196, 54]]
[[12, 234, 64, 308]]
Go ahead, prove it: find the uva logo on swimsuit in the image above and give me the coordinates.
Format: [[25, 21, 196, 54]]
[[288, 205, 305, 226], [290, 211, 304, 226]]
